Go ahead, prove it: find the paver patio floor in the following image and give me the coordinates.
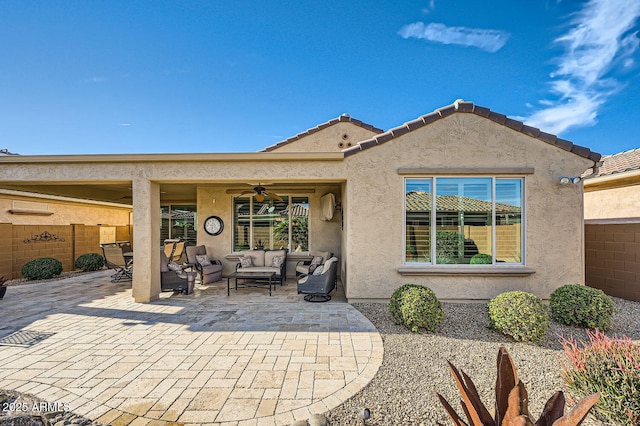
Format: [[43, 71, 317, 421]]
[[0, 270, 383, 425]]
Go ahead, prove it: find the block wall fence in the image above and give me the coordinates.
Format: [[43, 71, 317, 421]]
[[585, 223, 640, 302], [0, 223, 131, 280]]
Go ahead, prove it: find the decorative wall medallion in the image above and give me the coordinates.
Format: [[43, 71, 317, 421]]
[[23, 231, 66, 243]]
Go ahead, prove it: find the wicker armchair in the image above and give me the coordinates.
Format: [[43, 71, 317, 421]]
[[160, 249, 196, 294], [297, 257, 338, 302]]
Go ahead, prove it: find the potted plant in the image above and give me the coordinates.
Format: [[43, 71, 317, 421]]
[[0, 276, 7, 299]]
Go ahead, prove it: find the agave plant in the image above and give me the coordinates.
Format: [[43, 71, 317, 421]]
[[436, 345, 600, 426]]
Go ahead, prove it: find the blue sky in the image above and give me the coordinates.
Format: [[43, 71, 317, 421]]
[[2, 1, 639, 156]]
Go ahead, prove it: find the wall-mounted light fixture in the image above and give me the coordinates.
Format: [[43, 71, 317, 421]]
[[559, 176, 582, 185]]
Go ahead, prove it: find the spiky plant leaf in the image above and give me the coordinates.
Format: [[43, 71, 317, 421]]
[[551, 393, 600, 426], [437, 393, 469, 426], [496, 345, 518, 425], [447, 361, 491, 426], [535, 392, 566, 426]]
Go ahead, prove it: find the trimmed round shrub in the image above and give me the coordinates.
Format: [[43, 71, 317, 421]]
[[21, 257, 63, 280], [470, 253, 492, 264], [74, 253, 105, 272], [550, 284, 616, 331], [389, 284, 444, 333], [488, 291, 549, 343]]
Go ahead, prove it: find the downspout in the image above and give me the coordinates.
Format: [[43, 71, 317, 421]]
[[582, 160, 603, 181], [580, 159, 602, 287]]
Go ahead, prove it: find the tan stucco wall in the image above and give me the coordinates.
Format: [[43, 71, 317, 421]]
[[584, 181, 640, 220], [342, 113, 594, 300], [0, 192, 131, 226], [269, 122, 379, 152], [0, 112, 596, 302]]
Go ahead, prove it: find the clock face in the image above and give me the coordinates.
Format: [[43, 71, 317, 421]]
[[204, 216, 223, 236]]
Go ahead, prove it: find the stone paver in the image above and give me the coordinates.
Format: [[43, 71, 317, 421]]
[[0, 270, 383, 425]]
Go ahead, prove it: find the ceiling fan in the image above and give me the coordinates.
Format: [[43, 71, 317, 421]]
[[239, 183, 283, 202]]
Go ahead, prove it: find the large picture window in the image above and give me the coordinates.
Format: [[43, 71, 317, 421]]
[[405, 177, 523, 265], [233, 196, 309, 252]]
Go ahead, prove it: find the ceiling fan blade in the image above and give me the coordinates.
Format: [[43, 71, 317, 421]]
[[238, 190, 255, 196], [265, 191, 283, 201]]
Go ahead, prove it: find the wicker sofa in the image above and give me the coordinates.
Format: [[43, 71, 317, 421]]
[[235, 249, 287, 286]]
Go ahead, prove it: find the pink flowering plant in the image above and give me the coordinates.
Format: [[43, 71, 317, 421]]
[[559, 329, 640, 426]]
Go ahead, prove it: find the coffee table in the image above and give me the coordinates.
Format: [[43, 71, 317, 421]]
[[225, 271, 277, 296]]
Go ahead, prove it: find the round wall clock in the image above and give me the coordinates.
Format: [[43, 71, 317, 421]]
[[203, 216, 224, 236]]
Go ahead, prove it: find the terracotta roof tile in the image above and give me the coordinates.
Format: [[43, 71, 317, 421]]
[[347, 101, 601, 162], [406, 191, 520, 214], [593, 148, 640, 177], [261, 114, 384, 152]]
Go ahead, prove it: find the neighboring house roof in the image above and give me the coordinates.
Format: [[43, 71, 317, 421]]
[[593, 148, 640, 177], [406, 191, 520, 214], [342, 100, 601, 162], [261, 114, 384, 152]]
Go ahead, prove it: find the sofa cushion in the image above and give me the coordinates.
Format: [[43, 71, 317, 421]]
[[239, 255, 253, 268], [244, 250, 266, 267], [264, 250, 286, 268], [237, 266, 280, 275], [271, 255, 285, 268], [311, 256, 323, 266]]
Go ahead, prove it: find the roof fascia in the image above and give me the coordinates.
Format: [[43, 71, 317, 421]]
[[0, 152, 345, 164], [342, 100, 601, 163]]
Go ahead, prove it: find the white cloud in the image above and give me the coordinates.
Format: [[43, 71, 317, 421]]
[[398, 22, 510, 53], [422, 0, 436, 14], [523, 0, 640, 135]]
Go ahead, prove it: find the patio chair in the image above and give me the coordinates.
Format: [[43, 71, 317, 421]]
[[160, 249, 196, 294], [102, 245, 133, 282], [171, 241, 185, 262], [185, 245, 223, 284], [295, 250, 332, 276], [297, 256, 338, 302]]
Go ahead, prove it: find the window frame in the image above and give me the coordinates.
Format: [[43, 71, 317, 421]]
[[403, 176, 525, 266], [232, 195, 310, 253]]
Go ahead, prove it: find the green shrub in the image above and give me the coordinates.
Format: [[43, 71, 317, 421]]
[[487, 291, 549, 343], [74, 253, 105, 272], [550, 284, 616, 331], [21, 257, 63, 280], [470, 253, 492, 264], [560, 330, 640, 425], [435, 230, 464, 260], [389, 284, 444, 333]]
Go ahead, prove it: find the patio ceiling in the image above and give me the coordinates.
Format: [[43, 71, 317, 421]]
[[0, 181, 339, 205]]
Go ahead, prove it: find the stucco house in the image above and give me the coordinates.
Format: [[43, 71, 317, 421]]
[[0, 100, 601, 302], [584, 149, 640, 301]]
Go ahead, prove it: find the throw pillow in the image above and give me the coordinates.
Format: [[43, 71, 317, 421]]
[[196, 254, 212, 266], [272, 255, 284, 268], [167, 262, 182, 272], [313, 266, 324, 275], [311, 255, 323, 265], [239, 255, 253, 268]]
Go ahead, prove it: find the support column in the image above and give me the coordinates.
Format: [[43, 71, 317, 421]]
[[132, 178, 161, 302]]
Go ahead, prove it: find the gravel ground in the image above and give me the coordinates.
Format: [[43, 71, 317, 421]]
[[326, 298, 640, 426]]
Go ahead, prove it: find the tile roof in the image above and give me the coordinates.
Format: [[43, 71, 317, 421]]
[[406, 191, 520, 214], [593, 148, 640, 177], [261, 114, 384, 152], [342, 100, 601, 162]]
